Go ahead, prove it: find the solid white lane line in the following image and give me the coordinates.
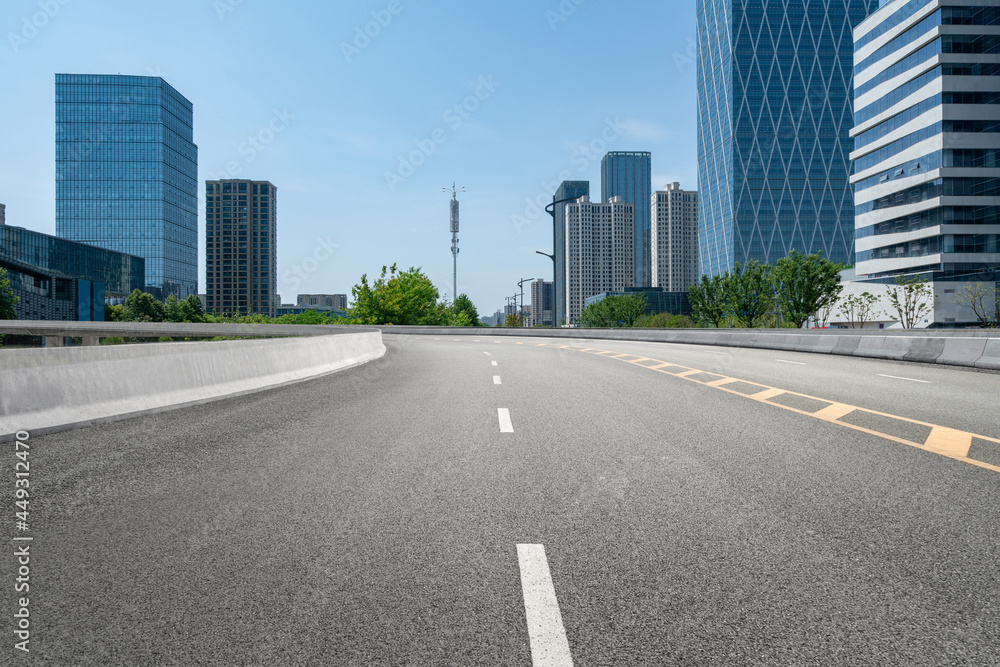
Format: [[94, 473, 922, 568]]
[[776, 359, 807, 366], [498, 408, 514, 433], [494, 376, 502, 385], [878, 374, 931, 384], [517, 544, 574, 666], [492, 361, 498, 366]]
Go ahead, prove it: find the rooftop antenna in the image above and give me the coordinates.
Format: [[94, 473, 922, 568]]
[[443, 182, 466, 302]]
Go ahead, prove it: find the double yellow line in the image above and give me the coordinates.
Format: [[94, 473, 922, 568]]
[[527, 341, 1000, 475]]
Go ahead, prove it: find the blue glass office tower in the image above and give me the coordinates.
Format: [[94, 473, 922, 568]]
[[697, 0, 879, 276], [553, 180, 590, 326], [602, 152, 651, 286], [55, 74, 199, 299]]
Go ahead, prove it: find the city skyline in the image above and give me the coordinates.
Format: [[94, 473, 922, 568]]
[[0, 0, 698, 316]]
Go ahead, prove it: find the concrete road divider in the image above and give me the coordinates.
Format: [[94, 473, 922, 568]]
[[377, 326, 1000, 370], [0, 332, 385, 440]]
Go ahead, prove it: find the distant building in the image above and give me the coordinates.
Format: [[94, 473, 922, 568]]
[[552, 181, 590, 327], [55, 74, 198, 299], [851, 0, 1000, 287], [205, 179, 277, 317], [1, 223, 144, 320], [297, 294, 348, 311], [602, 152, 651, 286], [565, 195, 635, 324], [0, 203, 5, 226], [529, 279, 554, 327], [652, 183, 699, 292]]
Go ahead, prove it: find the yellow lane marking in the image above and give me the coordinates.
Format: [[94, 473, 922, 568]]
[[524, 341, 1000, 476], [924, 427, 973, 458], [750, 388, 786, 401], [813, 403, 857, 422]]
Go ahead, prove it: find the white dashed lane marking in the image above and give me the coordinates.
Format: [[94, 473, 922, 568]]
[[878, 374, 931, 384], [494, 376, 502, 385], [498, 409, 514, 433], [517, 544, 574, 666]]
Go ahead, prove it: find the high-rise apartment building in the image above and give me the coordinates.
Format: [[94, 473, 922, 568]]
[[55, 74, 198, 299], [205, 180, 277, 317], [652, 183, 700, 291], [697, 0, 879, 277], [552, 181, 590, 326], [602, 152, 651, 286], [564, 196, 635, 324], [851, 0, 1000, 284], [529, 279, 554, 327]]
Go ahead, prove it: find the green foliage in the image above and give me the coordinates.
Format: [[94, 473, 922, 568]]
[[452, 294, 480, 326], [772, 250, 844, 328], [633, 312, 696, 328], [840, 292, 881, 329], [688, 275, 727, 328], [122, 289, 166, 322], [0, 266, 19, 320], [954, 282, 999, 327], [723, 260, 774, 328], [578, 293, 647, 328], [503, 313, 524, 328], [885, 276, 936, 329], [348, 264, 443, 325], [101, 336, 126, 345]]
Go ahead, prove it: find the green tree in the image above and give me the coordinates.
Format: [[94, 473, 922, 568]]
[[885, 276, 936, 328], [503, 313, 524, 327], [579, 293, 647, 327], [772, 250, 844, 328], [954, 282, 999, 327], [688, 275, 728, 328], [348, 264, 442, 325], [723, 261, 774, 328], [451, 294, 480, 327], [122, 289, 165, 322], [0, 266, 19, 320], [840, 292, 881, 329]]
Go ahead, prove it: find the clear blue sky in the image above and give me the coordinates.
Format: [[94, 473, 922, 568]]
[[0, 0, 699, 316]]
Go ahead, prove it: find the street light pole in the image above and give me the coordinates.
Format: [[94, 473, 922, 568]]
[[518, 277, 536, 327], [535, 196, 580, 327]]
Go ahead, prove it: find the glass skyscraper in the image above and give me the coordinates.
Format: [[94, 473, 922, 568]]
[[697, 0, 879, 276], [601, 152, 651, 286], [55, 74, 199, 299], [852, 0, 1000, 284]]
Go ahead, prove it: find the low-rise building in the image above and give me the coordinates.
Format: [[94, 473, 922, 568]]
[[1, 223, 144, 321]]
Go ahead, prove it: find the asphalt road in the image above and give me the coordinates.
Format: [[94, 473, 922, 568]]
[[4, 334, 1000, 665]]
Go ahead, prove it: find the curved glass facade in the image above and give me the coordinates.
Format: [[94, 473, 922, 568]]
[[55, 74, 199, 299], [697, 0, 878, 277]]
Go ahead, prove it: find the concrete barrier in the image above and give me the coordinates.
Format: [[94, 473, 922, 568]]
[[976, 338, 1000, 371], [377, 326, 1000, 370], [0, 332, 385, 440]]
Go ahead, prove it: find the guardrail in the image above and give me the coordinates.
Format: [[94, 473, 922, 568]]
[[375, 326, 1000, 371]]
